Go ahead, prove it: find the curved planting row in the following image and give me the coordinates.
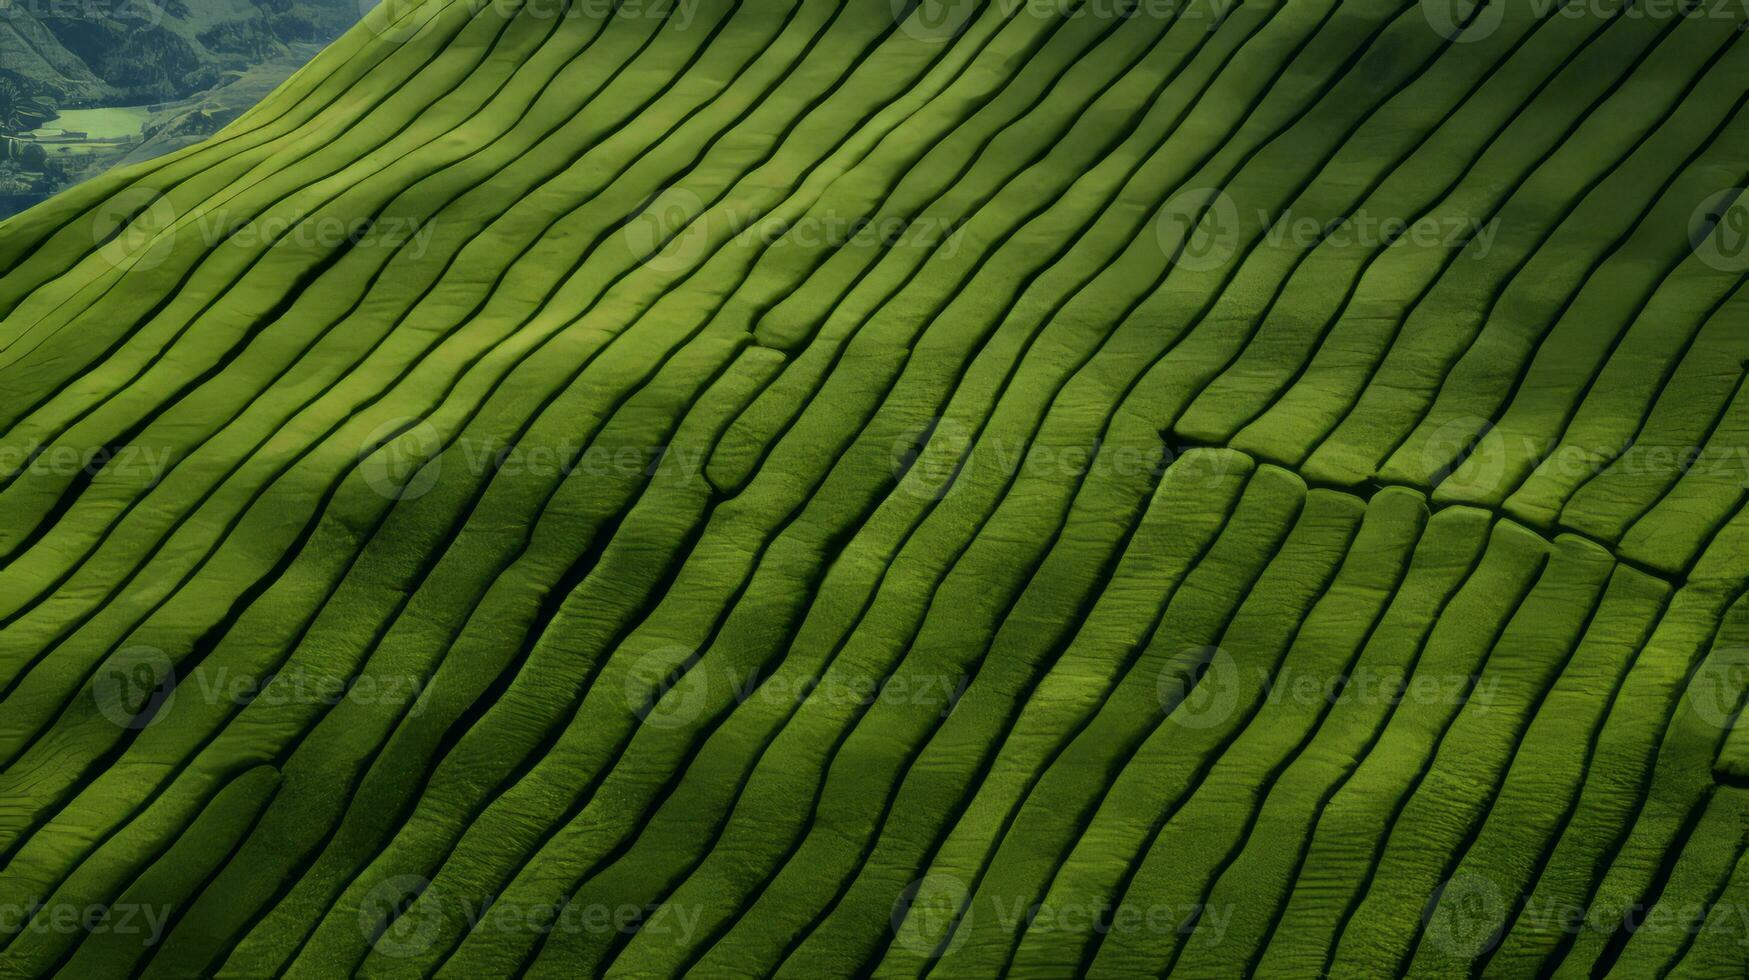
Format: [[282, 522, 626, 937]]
[[1, 0, 1747, 977]]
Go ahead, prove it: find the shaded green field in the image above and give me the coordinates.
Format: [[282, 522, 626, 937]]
[[1, 0, 1748, 976]]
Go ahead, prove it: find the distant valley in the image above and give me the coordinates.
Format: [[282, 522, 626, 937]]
[[0, 0, 361, 217]]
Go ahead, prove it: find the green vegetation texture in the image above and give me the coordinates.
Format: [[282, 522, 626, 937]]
[[1, 0, 1748, 976]]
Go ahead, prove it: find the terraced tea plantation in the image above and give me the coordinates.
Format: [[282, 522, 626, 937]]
[[3, 0, 1749, 975]]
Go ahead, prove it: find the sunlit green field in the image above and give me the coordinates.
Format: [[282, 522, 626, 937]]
[[1, 0, 1747, 976]]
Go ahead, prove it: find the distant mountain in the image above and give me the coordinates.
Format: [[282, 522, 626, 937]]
[[1, 0, 360, 103], [0, 0, 361, 216]]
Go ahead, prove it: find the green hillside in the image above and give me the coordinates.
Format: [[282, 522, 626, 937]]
[[1, 0, 1748, 976]]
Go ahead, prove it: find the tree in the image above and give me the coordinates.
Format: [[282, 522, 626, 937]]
[[0, 77, 55, 136], [18, 141, 47, 171]]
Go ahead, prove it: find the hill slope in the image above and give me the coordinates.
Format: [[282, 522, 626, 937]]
[[1, 0, 1748, 976]]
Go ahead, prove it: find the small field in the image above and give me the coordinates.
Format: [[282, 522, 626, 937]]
[[30, 107, 156, 143]]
